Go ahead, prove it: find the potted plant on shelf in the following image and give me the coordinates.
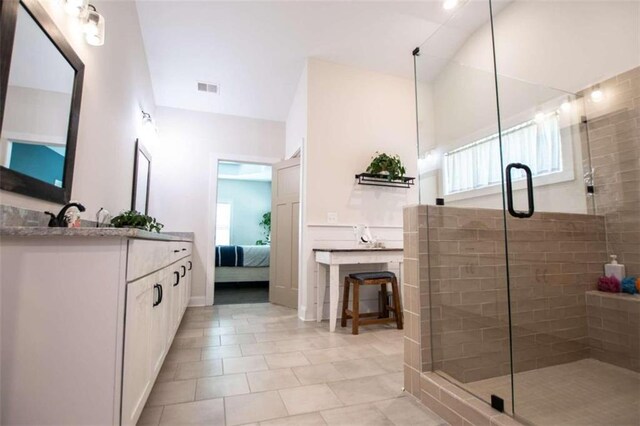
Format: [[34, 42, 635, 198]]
[[111, 210, 164, 233], [366, 152, 406, 181], [255, 211, 271, 245]]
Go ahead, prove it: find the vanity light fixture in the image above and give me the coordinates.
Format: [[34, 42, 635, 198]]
[[560, 101, 571, 112], [63, 0, 88, 17], [443, 0, 459, 10], [590, 85, 604, 103], [82, 4, 105, 46]]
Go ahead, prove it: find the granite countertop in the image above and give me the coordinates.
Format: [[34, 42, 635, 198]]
[[0, 226, 194, 242], [313, 247, 403, 252]]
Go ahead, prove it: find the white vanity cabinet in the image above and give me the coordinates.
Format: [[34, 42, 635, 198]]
[[0, 231, 193, 426], [122, 245, 192, 425]]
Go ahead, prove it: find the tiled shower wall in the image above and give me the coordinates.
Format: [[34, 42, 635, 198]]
[[586, 291, 640, 372], [581, 66, 640, 275], [404, 205, 607, 384]]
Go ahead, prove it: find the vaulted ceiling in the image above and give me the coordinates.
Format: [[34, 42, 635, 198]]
[[136, 1, 509, 121]]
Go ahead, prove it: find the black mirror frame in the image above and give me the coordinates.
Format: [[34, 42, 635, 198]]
[[131, 139, 152, 215], [0, 0, 84, 204]]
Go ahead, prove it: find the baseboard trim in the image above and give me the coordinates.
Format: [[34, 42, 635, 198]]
[[189, 296, 206, 307]]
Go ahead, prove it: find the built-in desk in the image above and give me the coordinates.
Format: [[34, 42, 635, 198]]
[[313, 248, 403, 332]]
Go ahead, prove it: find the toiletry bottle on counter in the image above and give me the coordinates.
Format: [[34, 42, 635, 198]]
[[604, 255, 625, 281]]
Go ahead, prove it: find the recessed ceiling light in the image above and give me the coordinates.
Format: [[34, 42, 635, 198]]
[[443, 0, 459, 10]]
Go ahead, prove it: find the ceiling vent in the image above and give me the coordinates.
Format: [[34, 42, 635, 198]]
[[197, 82, 219, 94]]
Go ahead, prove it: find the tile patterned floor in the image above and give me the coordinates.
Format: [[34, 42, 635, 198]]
[[465, 358, 640, 426], [138, 303, 447, 426]]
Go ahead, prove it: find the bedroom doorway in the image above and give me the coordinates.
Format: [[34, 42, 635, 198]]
[[213, 161, 272, 304]]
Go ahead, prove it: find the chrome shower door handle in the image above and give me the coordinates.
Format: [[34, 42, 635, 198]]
[[506, 163, 535, 218]]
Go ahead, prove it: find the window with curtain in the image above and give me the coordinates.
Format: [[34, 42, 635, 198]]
[[444, 112, 562, 195], [216, 202, 232, 245]]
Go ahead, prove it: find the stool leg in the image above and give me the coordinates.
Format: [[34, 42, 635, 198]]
[[352, 281, 360, 335], [380, 283, 388, 319], [341, 277, 350, 328], [391, 277, 403, 330]]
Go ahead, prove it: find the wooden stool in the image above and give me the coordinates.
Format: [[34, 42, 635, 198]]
[[341, 271, 403, 335]]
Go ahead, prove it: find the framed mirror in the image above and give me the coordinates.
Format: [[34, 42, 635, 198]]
[[131, 139, 151, 215], [0, 0, 84, 204]]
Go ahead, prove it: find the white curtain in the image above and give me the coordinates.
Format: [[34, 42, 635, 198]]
[[444, 113, 562, 195]]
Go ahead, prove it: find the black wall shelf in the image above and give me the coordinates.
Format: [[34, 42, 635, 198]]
[[355, 173, 415, 188]]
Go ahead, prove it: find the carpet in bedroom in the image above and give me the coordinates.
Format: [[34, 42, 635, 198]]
[[214, 281, 269, 304]]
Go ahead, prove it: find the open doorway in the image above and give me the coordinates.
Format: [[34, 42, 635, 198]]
[[213, 161, 272, 304]]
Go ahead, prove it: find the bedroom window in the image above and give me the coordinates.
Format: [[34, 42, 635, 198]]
[[444, 112, 562, 195], [216, 202, 232, 245]]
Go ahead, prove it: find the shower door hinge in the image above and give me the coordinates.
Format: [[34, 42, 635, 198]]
[[412, 47, 420, 56], [491, 395, 505, 413]]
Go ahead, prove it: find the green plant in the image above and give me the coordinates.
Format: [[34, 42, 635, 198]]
[[111, 210, 164, 233], [255, 211, 271, 245], [366, 152, 406, 181]]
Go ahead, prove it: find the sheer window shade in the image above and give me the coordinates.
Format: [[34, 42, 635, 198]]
[[444, 113, 562, 195]]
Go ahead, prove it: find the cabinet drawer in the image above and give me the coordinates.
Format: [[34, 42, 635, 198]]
[[127, 240, 192, 282]]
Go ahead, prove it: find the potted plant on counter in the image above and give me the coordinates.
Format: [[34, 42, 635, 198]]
[[111, 210, 164, 233]]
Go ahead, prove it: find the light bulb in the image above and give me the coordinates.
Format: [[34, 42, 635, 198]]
[[560, 101, 571, 112], [83, 7, 105, 46], [535, 112, 545, 122], [443, 0, 459, 10], [590, 89, 604, 103], [64, 0, 87, 17]]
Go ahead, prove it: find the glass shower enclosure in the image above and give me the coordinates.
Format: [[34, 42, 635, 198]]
[[414, 1, 640, 424]]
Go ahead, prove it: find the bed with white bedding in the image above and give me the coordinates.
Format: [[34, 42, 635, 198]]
[[214, 245, 270, 283]]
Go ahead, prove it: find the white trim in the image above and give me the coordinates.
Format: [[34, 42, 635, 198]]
[[189, 296, 206, 307], [2, 131, 66, 146], [206, 153, 281, 307], [306, 223, 404, 229]]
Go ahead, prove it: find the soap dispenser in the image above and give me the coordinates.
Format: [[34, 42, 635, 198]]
[[605, 255, 625, 281]]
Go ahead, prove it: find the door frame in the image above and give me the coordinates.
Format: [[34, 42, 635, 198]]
[[206, 154, 280, 306]]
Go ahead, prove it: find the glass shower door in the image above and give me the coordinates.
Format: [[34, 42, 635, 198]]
[[492, 0, 640, 424], [414, 0, 515, 414]]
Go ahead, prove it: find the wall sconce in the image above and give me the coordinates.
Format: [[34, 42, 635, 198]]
[[141, 109, 158, 149], [63, 0, 87, 17], [82, 4, 105, 46], [142, 110, 153, 126], [60, 1, 105, 47], [590, 85, 604, 103]]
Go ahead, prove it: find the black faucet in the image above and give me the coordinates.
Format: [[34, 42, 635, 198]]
[[45, 203, 86, 227]]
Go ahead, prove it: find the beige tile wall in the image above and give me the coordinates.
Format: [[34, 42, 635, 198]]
[[402, 205, 425, 399], [586, 290, 640, 372], [411, 205, 607, 383], [581, 66, 640, 276]]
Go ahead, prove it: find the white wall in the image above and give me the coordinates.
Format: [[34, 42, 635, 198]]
[[299, 59, 418, 320], [0, 0, 156, 216], [150, 106, 285, 304], [285, 62, 308, 159], [217, 179, 272, 246]]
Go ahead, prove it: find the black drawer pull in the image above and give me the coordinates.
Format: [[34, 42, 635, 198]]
[[173, 249, 180, 253], [188, 261, 192, 271], [174, 271, 180, 286], [181, 265, 186, 278], [153, 284, 163, 307], [182, 248, 187, 251]]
